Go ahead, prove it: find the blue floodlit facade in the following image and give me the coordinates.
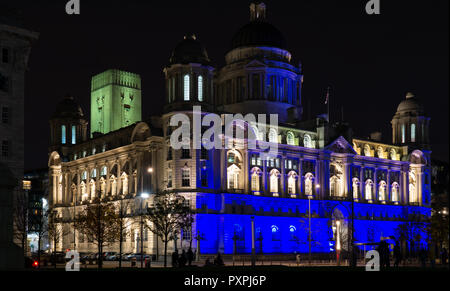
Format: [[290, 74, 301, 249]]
[[48, 2, 432, 256]]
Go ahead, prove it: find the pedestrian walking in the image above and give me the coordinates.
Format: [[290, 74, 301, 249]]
[[187, 248, 194, 266]]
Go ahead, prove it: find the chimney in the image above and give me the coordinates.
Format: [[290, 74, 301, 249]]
[[250, 2, 266, 21]]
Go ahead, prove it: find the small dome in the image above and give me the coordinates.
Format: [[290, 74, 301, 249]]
[[169, 35, 211, 66], [396, 92, 424, 114], [231, 20, 287, 50], [52, 95, 84, 119]]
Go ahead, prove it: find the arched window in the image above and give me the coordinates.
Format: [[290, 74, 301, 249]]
[[390, 148, 397, 160], [61, 125, 66, 144], [227, 164, 240, 190], [91, 169, 97, 179], [286, 131, 295, 145], [304, 173, 314, 196], [100, 166, 107, 176], [71, 125, 76, 144], [198, 76, 203, 102], [303, 134, 312, 148], [271, 225, 280, 241], [364, 144, 371, 157], [121, 172, 128, 195], [80, 181, 87, 198], [100, 177, 106, 196], [81, 171, 87, 181], [330, 176, 337, 197], [365, 180, 373, 201], [167, 168, 173, 188], [352, 178, 359, 200], [409, 171, 417, 203], [391, 182, 399, 203], [377, 146, 384, 159], [378, 181, 387, 201], [182, 168, 190, 187], [184, 74, 190, 101], [411, 123, 416, 142], [401, 124, 406, 144], [270, 169, 279, 193], [110, 175, 117, 196], [288, 172, 297, 195], [89, 179, 96, 198], [269, 128, 278, 143], [251, 171, 260, 192]]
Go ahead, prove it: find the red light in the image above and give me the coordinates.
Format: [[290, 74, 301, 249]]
[[33, 261, 39, 267]]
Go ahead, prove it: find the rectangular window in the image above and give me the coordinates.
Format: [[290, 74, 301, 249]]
[[401, 124, 405, 144], [184, 74, 190, 101], [182, 169, 190, 187], [198, 76, 203, 102], [411, 124, 416, 143], [167, 147, 173, 160], [61, 125, 66, 144], [1, 140, 9, 157], [1, 107, 9, 124], [0, 74, 8, 92], [252, 74, 260, 99], [2, 48, 9, 63], [71, 125, 76, 144]]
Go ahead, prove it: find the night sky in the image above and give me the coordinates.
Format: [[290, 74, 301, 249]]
[[3, 0, 448, 170]]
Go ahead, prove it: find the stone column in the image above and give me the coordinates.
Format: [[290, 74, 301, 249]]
[[299, 157, 303, 196], [360, 165, 365, 201], [386, 169, 391, 202]]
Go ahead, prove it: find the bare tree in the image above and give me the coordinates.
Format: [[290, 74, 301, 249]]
[[145, 193, 190, 267], [12, 191, 28, 257], [116, 198, 131, 268], [178, 204, 195, 250], [75, 200, 120, 269], [47, 209, 69, 268]]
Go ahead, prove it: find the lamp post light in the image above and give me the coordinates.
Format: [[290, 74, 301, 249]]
[[251, 216, 255, 267], [336, 220, 341, 266], [140, 192, 149, 268]]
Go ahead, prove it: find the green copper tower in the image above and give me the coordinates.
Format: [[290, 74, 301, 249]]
[[90, 69, 142, 136]]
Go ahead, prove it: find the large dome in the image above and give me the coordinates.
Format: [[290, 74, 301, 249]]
[[231, 20, 287, 50], [396, 92, 424, 114], [169, 35, 211, 66], [52, 96, 84, 119]]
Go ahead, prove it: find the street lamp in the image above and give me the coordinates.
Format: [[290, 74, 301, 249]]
[[139, 192, 149, 268], [336, 220, 341, 266]]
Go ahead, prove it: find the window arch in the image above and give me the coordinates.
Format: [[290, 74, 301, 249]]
[[286, 131, 295, 145], [378, 181, 387, 201], [100, 166, 107, 177], [409, 171, 417, 203], [227, 164, 241, 190], [269, 169, 280, 193], [304, 173, 314, 196], [303, 134, 312, 148], [121, 172, 128, 195], [365, 179, 373, 201], [330, 175, 343, 197], [110, 175, 117, 196], [352, 178, 360, 200], [391, 182, 400, 203], [198, 75, 203, 102], [268, 128, 278, 143], [287, 171, 297, 195], [390, 148, 397, 160], [377, 146, 384, 159], [251, 168, 261, 193], [184, 74, 190, 101], [364, 144, 371, 157]]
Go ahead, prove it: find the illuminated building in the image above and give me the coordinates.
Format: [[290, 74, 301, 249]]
[[48, 3, 431, 257]]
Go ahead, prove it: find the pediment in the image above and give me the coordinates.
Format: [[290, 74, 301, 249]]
[[245, 60, 267, 69], [325, 136, 357, 154]]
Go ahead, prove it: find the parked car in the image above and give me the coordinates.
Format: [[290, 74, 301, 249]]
[[121, 253, 132, 261], [104, 252, 117, 261], [126, 253, 150, 261]]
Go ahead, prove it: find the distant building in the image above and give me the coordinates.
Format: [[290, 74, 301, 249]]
[[23, 168, 49, 254], [0, 7, 38, 269], [48, 3, 431, 257]]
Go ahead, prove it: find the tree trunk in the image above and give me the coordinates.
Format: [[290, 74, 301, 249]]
[[119, 233, 123, 269], [53, 237, 57, 269], [98, 243, 103, 269], [164, 239, 168, 267]]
